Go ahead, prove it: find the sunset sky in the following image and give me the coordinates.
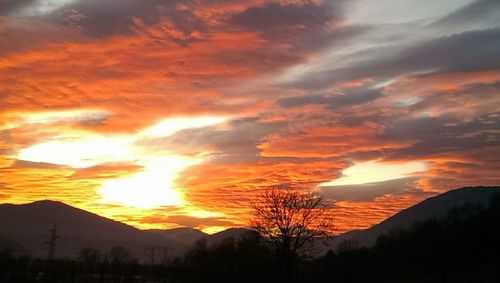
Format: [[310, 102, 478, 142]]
[[1, 0, 499, 234]]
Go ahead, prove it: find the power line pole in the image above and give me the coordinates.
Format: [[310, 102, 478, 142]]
[[145, 246, 170, 265], [145, 246, 156, 264], [160, 246, 169, 265], [45, 222, 59, 260]]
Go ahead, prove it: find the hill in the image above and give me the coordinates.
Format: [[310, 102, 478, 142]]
[[332, 186, 500, 248], [0, 200, 187, 261], [147, 227, 208, 246], [205, 228, 254, 245], [0, 236, 30, 255], [3, 186, 498, 260]]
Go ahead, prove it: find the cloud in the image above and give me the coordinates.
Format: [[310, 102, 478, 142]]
[[141, 214, 235, 228], [138, 117, 282, 162], [0, 182, 10, 201], [69, 163, 143, 179], [229, 1, 340, 43], [287, 28, 500, 92], [332, 192, 434, 233], [381, 114, 500, 161], [278, 85, 383, 109], [1, 0, 182, 37], [12, 160, 65, 169], [344, 0, 475, 24], [433, 0, 500, 30], [321, 177, 422, 202]]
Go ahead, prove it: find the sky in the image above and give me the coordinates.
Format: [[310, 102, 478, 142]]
[[0, 0, 499, 234]]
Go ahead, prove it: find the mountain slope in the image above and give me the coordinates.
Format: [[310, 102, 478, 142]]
[[0, 200, 187, 260], [147, 227, 208, 246], [205, 228, 255, 245], [333, 186, 500, 248], [0, 236, 30, 255]]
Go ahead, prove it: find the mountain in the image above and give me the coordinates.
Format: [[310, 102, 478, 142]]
[[205, 228, 255, 245], [0, 236, 30, 255], [148, 227, 257, 248], [0, 200, 187, 261], [331, 186, 500, 249], [147, 227, 208, 246], [3, 186, 498, 260]]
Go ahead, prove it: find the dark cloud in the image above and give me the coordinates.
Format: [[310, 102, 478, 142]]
[[137, 118, 283, 163], [433, 0, 500, 29], [0, 0, 34, 13], [298, 23, 371, 53], [229, 2, 334, 37], [407, 80, 500, 115], [321, 177, 422, 202], [0, 16, 80, 56], [1, 0, 206, 39], [67, 1, 205, 39], [390, 28, 500, 73], [228, 1, 357, 53], [381, 114, 500, 160], [278, 86, 383, 109], [287, 28, 500, 91]]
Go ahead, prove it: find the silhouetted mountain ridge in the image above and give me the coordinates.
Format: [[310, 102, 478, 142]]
[[0, 200, 188, 261], [147, 227, 208, 246], [206, 228, 254, 245], [332, 186, 500, 248], [2, 186, 498, 260]]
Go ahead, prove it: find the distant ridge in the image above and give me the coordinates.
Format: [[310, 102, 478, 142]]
[[332, 186, 500, 249], [147, 227, 208, 246], [146, 227, 256, 247], [0, 235, 29, 255], [205, 228, 254, 245], [0, 200, 188, 261], [3, 186, 499, 259], [0, 200, 254, 260]]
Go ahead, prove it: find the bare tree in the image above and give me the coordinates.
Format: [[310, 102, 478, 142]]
[[249, 187, 334, 276]]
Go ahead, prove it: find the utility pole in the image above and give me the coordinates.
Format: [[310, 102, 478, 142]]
[[145, 246, 156, 264], [160, 246, 170, 264], [45, 222, 59, 260], [145, 246, 170, 265]]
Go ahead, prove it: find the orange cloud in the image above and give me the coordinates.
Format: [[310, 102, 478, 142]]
[[0, 13, 304, 135], [69, 163, 143, 180], [332, 192, 431, 233], [259, 126, 411, 158], [177, 159, 346, 214], [383, 70, 500, 119]]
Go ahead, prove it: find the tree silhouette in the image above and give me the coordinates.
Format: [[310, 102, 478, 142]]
[[249, 187, 335, 279]]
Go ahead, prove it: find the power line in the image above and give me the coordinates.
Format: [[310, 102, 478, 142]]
[[145, 246, 170, 265], [45, 222, 59, 260]]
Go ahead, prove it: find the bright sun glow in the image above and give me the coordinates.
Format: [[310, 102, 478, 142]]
[[322, 160, 427, 186], [141, 116, 227, 138], [99, 157, 198, 209], [18, 136, 133, 168], [23, 109, 109, 124], [1, 109, 108, 131], [16, 114, 229, 208]]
